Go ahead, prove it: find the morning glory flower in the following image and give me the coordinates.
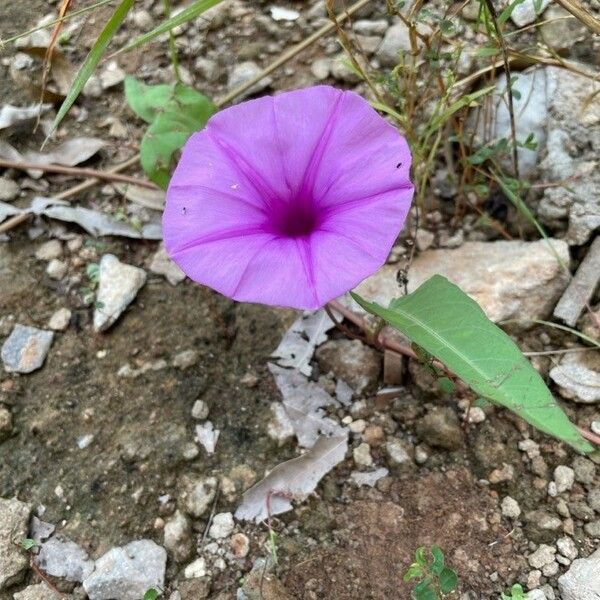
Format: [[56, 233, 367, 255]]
[[163, 85, 413, 310]]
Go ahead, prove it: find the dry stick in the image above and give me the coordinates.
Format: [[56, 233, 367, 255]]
[[327, 300, 600, 447], [0, 158, 160, 189], [0, 0, 374, 236]]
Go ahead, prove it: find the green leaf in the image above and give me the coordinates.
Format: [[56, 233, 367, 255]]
[[437, 377, 455, 395], [113, 0, 225, 55], [49, 0, 135, 134], [139, 84, 216, 188], [439, 568, 459, 594], [430, 546, 445, 576], [143, 590, 159, 600], [403, 563, 425, 582], [352, 276, 593, 453], [21, 538, 37, 551], [413, 577, 438, 600], [415, 547, 428, 567], [124, 77, 173, 124]]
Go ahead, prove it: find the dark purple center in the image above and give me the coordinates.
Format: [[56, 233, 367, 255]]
[[266, 197, 320, 238]]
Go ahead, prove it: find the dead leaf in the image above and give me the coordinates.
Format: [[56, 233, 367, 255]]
[[0, 104, 51, 130], [235, 435, 348, 523], [0, 196, 162, 239], [268, 363, 346, 448], [115, 183, 165, 211], [271, 309, 336, 376], [350, 468, 389, 487], [0, 138, 105, 179]]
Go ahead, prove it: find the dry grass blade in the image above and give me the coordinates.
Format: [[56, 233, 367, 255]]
[[552, 0, 600, 34]]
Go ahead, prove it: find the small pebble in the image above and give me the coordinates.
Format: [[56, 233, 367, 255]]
[[35, 240, 62, 261], [556, 536, 578, 560], [348, 419, 366, 434], [172, 350, 198, 370], [48, 308, 71, 331], [46, 259, 68, 280], [191, 400, 209, 420], [184, 557, 207, 579], [230, 533, 250, 558], [553, 465, 575, 493], [208, 512, 234, 539], [501, 496, 521, 519], [353, 442, 373, 467]]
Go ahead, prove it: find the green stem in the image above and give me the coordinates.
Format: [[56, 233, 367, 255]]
[[162, 0, 182, 83]]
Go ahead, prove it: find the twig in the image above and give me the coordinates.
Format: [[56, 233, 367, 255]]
[[30, 558, 66, 599], [0, 158, 159, 189], [199, 481, 220, 549], [577, 426, 600, 446]]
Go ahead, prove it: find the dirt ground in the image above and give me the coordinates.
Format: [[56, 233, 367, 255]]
[[0, 1, 598, 599]]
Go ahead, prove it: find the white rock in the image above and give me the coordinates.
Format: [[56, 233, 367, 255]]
[[35, 239, 62, 260], [46, 258, 67, 280], [149, 243, 186, 285], [48, 307, 71, 331], [180, 475, 218, 518], [100, 61, 125, 90], [385, 439, 412, 466], [558, 549, 600, 600], [228, 61, 272, 98], [0, 177, 19, 201], [34, 533, 95, 582], [510, 0, 551, 26], [267, 402, 294, 445], [184, 557, 207, 579], [13, 583, 61, 600], [538, 67, 600, 245], [195, 421, 220, 454], [83, 540, 166, 600], [501, 496, 521, 519], [376, 22, 411, 67], [77, 434, 94, 449], [528, 544, 556, 569], [557, 537, 578, 561], [526, 590, 548, 600], [550, 352, 600, 404], [191, 399, 209, 420], [208, 512, 234, 539], [0, 498, 32, 590], [353, 442, 373, 467], [553, 465, 575, 493], [352, 239, 570, 323], [163, 510, 192, 563], [311, 58, 332, 80], [269, 6, 300, 20], [93, 254, 146, 332], [172, 349, 198, 370]]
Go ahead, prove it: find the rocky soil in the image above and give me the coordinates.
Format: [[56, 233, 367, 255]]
[[0, 0, 599, 599]]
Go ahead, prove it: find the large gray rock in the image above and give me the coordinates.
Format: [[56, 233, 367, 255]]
[[558, 548, 600, 600], [550, 351, 600, 404], [34, 533, 95, 582], [0, 497, 32, 590], [376, 21, 429, 67], [1, 324, 53, 373], [538, 67, 600, 245], [83, 540, 166, 600], [93, 254, 146, 332], [13, 583, 61, 600], [352, 239, 570, 323], [228, 61, 272, 99]]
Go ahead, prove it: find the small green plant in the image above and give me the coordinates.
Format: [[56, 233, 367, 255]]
[[20, 538, 38, 551], [403, 546, 459, 599], [143, 589, 159, 600], [501, 583, 528, 600]]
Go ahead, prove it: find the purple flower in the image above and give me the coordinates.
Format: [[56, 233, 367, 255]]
[[163, 85, 413, 309]]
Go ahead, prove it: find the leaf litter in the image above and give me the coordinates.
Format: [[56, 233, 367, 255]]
[[270, 309, 336, 376], [268, 363, 347, 448], [0, 197, 161, 239], [235, 435, 348, 523]]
